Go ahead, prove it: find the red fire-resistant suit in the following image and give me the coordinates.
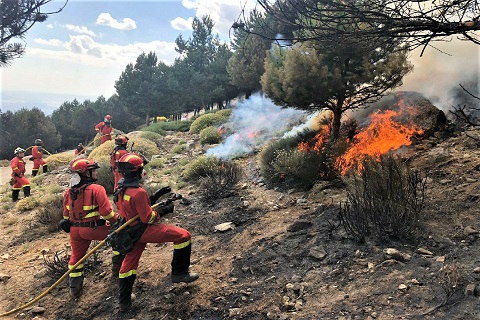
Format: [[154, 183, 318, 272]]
[[63, 183, 117, 287], [110, 146, 128, 188], [114, 184, 194, 311], [95, 121, 113, 144], [31, 145, 47, 175], [11, 155, 30, 201]]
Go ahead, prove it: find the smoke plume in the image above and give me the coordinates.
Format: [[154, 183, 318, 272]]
[[399, 39, 479, 111], [206, 93, 305, 160]]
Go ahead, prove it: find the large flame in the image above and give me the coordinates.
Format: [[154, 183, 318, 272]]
[[335, 108, 424, 175]]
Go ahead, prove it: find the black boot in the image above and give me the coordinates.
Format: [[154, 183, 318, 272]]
[[112, 253, 125, 278], [119, 275, 136, 313], [12, 190, 20, 202], [171, 243, 199, 283], [69, 276, 84, 299], [23, 186, 30, 197], [43, 165, 48, 173], [32, 169, 38, 177]]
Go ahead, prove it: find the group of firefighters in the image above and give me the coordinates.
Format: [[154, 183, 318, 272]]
[[8, 114, 199, 314]]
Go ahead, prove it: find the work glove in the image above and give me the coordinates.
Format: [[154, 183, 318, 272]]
[[58, 219, 71, 233], [155, 202, 174, 217], [13, 173, 21, 178], [149, 186, 172, 204], [108, 217, 126, 235]]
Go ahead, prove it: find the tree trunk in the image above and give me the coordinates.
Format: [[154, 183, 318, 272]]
[[145, 113, 150, 126], [330, 99, 344, 141]]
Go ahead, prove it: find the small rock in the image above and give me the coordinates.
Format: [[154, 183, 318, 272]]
[[214, 222, 235, 232], [31, 307, 45, 314], [385, 248, 411, 262], [416, 247, 433, 255], [464, 283, 476, 296]]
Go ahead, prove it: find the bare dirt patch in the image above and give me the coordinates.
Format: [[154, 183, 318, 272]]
[[0, 130, 480, 320]]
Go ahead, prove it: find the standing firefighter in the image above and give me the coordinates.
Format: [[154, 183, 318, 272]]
[[59, 158, 117, 299], [31, 138, 48, 176], [94, 114, 113, 144], [10, 147, 30, 202], [112, 153, 198, 313], [110, 135, 129, 189]]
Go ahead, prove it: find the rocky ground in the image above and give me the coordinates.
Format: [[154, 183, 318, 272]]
[[0, 128, 480, 320]]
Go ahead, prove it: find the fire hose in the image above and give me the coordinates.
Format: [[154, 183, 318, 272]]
[[0, 196, 178, 317]]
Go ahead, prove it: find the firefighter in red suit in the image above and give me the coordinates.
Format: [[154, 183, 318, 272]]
[[10, 147, 30, 202], [59, 158, 117, 299], [110, 135, 129, 189], [94, 114, 113, 144], [113, 153, 198, 313], [31, 138, 48, 176]]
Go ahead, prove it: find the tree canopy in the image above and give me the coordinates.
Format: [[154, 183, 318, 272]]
[[235, 0, 480, 55], [0, 0, 67, 66], [261, 38, 412, 139]]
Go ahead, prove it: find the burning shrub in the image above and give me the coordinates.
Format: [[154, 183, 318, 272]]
[[199, 161, 243, 201], [259, 135, 342, 190], [340, 155, 426, 243], [200, 126, 222, 145]]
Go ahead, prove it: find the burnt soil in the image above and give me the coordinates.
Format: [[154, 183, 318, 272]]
[[0, 129, 480, 320]]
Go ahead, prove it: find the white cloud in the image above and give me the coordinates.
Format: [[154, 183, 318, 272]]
[[65, 24, 96, 37], [34, 38, 63, 47], [171, 17, 194, 31], [180, 0, 258, 36], [27, 35, 179, 67], [96, 13, 136, 30]]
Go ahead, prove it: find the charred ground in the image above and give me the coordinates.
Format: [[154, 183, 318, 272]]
[[0, 127, 480, 320]]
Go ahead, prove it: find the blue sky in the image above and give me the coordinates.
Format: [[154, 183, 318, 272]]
[[1, 0, 257, 114], [1, 0, 479, 115]]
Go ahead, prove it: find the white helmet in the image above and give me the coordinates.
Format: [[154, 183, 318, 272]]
[[14, 147, 25, 155]]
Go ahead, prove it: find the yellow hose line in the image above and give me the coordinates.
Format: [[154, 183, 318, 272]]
[[0, 201, 163, 317], [0, 210, 148, 317]]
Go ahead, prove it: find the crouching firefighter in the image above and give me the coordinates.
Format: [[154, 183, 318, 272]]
[[60, 158, 117, 299], [110, 153, 198, 313]]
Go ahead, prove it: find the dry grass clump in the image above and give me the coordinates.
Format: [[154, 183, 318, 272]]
[[45, 153, 77, 171], [89, 136, 159, 162]]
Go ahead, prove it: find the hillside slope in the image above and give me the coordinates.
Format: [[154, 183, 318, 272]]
[[0, 129, 479, 320]]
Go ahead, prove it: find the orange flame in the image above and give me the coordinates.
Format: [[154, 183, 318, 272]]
[[298, 125, 330, 153], [335, 109, 423, 175]]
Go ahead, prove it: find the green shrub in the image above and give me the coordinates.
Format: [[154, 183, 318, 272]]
[[259, 136, 339, 190], [199, 126, 222, 145], [95, 158, 114, 194], [189, 113, 224, 134], [171, 144, 186, 154], [141, 123, 167, 136], [0, 159, 10, 167], [160, 120, 192, 132], [182, 155, 221, 181], [148, 157, 166, 169], [215, 109, 232, 121]]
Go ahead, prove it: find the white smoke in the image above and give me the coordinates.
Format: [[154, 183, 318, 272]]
[[206, 93, 306, 159], [399, 39, 480, 111], [283, 109, 333, 138]]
